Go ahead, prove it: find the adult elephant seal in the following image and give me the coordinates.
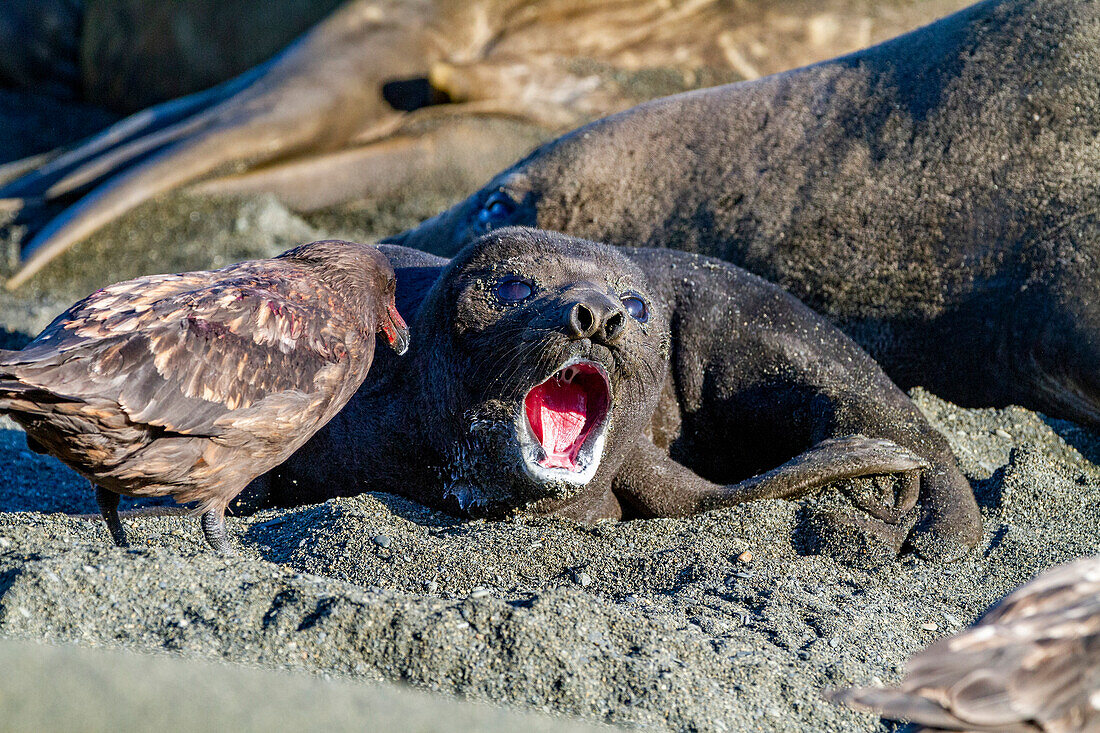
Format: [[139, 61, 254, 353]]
[[263, 228, 981, 559], [388, 0, 1100, 433], [0, 0, 970, 287]]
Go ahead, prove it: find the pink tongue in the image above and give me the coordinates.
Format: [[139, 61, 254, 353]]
[[528, 380, 588, 469]]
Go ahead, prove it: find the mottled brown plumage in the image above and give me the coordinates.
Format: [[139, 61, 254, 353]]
[[834, 556, 1100, 732], [0, 239, 408, 552]]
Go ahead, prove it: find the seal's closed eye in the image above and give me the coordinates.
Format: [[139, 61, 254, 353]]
[[477, 191, 518, 232]]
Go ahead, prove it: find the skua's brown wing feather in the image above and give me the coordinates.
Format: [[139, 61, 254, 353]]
[[836, 557, 1100, 732], [1, 266, 353, 436]]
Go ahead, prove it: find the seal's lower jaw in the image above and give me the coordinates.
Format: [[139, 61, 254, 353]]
[[519, 360, 610, 486]]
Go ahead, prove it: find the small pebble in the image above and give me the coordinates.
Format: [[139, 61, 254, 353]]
[[995, 428, 1012, 439], [920, 622, 939, 632], [942, 612, 962, 627], [575, 572, 593, 588], [424, 580, 439, 593], [737, 550, 753, 563], [372, 534, 392, 549], [468, 586, 490, 599], [829, 637, 840, 648]]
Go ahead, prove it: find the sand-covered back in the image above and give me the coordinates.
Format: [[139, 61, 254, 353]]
[[1, 60, 1099, 732]]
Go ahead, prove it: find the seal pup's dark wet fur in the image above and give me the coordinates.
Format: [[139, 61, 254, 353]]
[[264, 228, 980, 558], [389, 0, 1100, 435]]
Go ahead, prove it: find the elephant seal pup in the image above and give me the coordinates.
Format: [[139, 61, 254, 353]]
[[388, 0, 1100, 433], [265, 228, 981, 558]]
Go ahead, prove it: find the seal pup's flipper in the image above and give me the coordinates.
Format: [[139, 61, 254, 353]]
[[613, 434, 924, 513], [1, 0, 432, 289], [616, 247, 982, 560]]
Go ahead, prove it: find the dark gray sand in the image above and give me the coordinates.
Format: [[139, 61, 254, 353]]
[[2, 81, 1100, 733], [2, 391, 1099, 731]]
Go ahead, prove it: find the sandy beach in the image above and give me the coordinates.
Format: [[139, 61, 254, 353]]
[[1, 70, 1098, 731]]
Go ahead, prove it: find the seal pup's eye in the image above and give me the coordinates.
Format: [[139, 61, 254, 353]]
[[476, 191, 517, 231], [621, 292, 649, 323], [496, 276, 534, 303]]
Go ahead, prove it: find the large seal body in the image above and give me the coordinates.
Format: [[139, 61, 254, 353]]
[[388, 0, 1100, 431], [0, 0, 973, 287], [265, 228, 980, 556]]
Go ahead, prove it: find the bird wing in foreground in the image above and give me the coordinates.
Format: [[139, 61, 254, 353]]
[[834, 556, 1100, 732]]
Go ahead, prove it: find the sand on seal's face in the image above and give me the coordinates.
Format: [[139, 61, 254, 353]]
[[1, 388, 1098, 731]]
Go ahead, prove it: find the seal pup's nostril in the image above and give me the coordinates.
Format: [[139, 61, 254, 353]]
[[602, 311, 625, 343], [569, 303, 597, 339]]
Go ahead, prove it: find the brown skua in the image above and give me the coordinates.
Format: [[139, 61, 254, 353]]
[[0, 239, 408, 552]]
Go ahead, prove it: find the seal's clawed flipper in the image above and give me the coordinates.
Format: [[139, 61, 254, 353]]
[[94, 485, 128, 547], [1, 0, 421, 289], [613, 434, 927, 519], [711, 435, 929, 507], [903, 462, 983, 563], [201, 510, 234, 556]]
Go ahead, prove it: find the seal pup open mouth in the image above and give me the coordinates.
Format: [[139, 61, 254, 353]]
[[518, 359, 610, 484]]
